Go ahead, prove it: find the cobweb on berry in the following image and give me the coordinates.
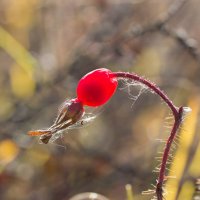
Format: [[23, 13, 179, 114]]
[[68, 106, 103, 130], [48, 106, 103, 144], [118, 77, 148, 107]]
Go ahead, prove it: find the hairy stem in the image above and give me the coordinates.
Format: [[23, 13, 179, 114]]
[[113, 72, 182, 200], [156, 107, 183, 200], [113, 72, 179, 116]]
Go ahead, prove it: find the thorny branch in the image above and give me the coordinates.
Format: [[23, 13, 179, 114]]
[[114, 72, 185, 200]]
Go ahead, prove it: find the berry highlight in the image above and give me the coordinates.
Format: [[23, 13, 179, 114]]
[[76, 68, 118, 107]]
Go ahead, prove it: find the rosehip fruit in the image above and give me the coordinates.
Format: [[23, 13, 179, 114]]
[[76, 68, 118, 107]]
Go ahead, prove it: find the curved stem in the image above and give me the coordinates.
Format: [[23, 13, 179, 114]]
[[113, 72, 182, 200], [113, 72, 179, 117], [156, 107, 183, 199]]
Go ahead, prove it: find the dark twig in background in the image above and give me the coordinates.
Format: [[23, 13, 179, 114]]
[[129, 0, 200, 63]]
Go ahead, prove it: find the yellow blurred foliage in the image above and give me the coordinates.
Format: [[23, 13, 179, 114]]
[[0, 95, 14, 119], [0, 139, 19, 165], [189, 140, 200, 177], [125, 184, 134, 200], [165, 96, 199, 200], [0, 27, 37, 99], [134, 48, 162, 75], [6, 0, 39, 29], [10, 64, 35, 99], [25, 148, 50, 167], [0, 27, 37, 73], [178, 181, 194, 200]]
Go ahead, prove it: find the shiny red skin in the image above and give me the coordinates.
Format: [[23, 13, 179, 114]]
[[76, 68, 118, 107]]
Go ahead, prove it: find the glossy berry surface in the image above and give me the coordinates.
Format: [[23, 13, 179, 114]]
[[76, 68, 118, 107]]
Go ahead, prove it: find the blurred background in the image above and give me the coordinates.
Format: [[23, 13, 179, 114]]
[[0, 0, 200, 199]]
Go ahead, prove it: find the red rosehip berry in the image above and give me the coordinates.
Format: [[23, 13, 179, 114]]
[[76, 68, 118, 107]]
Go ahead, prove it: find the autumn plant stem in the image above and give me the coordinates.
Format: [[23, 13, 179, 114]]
[[113, 72, 183, 200], [28, 68, 185, 200]]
